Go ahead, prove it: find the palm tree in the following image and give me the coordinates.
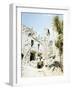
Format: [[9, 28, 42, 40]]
[[53, 16, 63, 34], [53, 16, 63, 65]]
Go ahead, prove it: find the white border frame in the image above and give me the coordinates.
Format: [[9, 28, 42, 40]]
[[9, 4, 70, 86]]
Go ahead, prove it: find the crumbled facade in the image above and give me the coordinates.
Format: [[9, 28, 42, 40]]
[[21, 25, 61, 66]]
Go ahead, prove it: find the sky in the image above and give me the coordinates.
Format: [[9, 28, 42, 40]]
[[21, 12, 63, 36]]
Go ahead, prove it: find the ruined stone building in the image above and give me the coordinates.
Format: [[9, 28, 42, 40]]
[[21, 25, 44, 63], [21, 25, 60, 65]]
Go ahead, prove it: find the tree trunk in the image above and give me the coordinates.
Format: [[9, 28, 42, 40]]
[[59, 51, 63, 72]]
